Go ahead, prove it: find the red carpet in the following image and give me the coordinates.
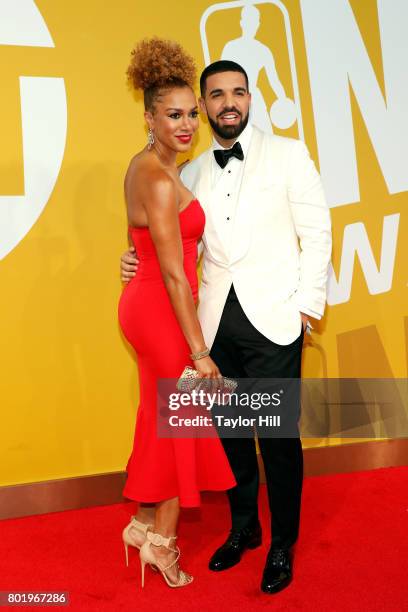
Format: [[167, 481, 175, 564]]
[[1, 467, 407, 611]]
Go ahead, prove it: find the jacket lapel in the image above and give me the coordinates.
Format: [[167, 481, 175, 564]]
[[229, 127, 264, 264]]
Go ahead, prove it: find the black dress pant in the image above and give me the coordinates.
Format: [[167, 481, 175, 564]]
[[210, 284, 304, 550]]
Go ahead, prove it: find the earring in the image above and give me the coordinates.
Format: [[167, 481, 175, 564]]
[[147, 128, 155, 149]]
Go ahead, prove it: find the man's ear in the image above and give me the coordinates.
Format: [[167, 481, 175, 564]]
[[198, 96, 206, 114]]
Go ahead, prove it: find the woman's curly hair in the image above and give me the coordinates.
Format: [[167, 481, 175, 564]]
[[127, 38, 197, 110]]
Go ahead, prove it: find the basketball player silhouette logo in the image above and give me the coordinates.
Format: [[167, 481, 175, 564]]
[[200, 1, 301, 136]]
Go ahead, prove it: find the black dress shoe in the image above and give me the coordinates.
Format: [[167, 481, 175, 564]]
[[209, 521, 262, 571], [261, 547, 292, 594]]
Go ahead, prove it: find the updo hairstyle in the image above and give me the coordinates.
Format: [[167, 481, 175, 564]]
[[127, 37, 196, 111]]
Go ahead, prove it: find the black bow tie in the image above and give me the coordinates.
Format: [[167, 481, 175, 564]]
[[213, 141, 244, 169]]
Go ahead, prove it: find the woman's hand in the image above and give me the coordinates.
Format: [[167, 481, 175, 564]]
[[193, 356, 221, 378], [193, 356, 222, 395]]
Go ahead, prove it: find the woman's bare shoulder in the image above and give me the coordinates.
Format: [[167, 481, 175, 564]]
[[144, 168, 177, 211], [125, 152, 149, 184], [126, 152, 170, 183], [125, 154, 176, 207]]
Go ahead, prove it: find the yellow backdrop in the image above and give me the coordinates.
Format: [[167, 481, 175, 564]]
[[1, 0, 406, 486]]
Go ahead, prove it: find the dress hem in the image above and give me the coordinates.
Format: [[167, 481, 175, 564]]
[[123, 481, 236, 508]]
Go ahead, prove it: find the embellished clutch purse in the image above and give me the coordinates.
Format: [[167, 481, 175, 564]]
[[177, 365, 238, 395]]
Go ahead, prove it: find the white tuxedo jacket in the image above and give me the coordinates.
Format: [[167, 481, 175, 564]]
[[181, 127, 332, 348]]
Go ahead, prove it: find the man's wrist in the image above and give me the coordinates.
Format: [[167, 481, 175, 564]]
[[300, 312, 313, 335]]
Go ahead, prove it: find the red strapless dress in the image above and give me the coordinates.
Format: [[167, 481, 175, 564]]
[[118, 199, 236, 507]]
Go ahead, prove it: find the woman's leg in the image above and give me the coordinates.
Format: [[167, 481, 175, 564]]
[[152, 497, 182, 583], [154, 496, 179, 535], [134, 503, 155, 525]]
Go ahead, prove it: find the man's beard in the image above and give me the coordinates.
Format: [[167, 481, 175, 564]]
[[208, 108, 249, 140]]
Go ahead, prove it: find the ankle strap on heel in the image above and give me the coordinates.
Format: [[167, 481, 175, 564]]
[[130, 516, 153, 534], [143, 530, 192, 585], [146, 531, 177, 549]]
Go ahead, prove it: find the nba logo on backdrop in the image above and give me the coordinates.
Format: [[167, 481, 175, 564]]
[[200, 0, 303, 139], [0, 0, 67, 260], [201, 0, 407, 307]]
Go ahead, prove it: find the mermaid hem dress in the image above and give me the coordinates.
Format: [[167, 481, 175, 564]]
[[118, 199, 236, 507]]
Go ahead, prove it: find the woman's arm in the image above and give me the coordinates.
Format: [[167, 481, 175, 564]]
[[142, 171, 220, 378]]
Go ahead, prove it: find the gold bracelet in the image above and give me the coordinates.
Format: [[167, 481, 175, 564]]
[[190, 347, 210, 360]]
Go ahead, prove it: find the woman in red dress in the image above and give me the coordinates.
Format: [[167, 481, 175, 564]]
[[118, 39, 236, 588]]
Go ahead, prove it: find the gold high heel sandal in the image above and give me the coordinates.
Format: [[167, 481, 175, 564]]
[[139, 531, 193, 588], [122, 516, 153, 567]]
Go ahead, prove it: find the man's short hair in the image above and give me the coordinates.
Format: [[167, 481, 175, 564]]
[[200, 60, 249, 95]]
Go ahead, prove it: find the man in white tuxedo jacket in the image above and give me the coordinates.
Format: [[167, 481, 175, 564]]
[[181, 114, 329, 350], [121, 60, 331, 594]]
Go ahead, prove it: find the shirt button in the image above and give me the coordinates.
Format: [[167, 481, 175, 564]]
[[227, 193, 230, 197], [228, 170, 231, 174], [227, 217, 230, 220]]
